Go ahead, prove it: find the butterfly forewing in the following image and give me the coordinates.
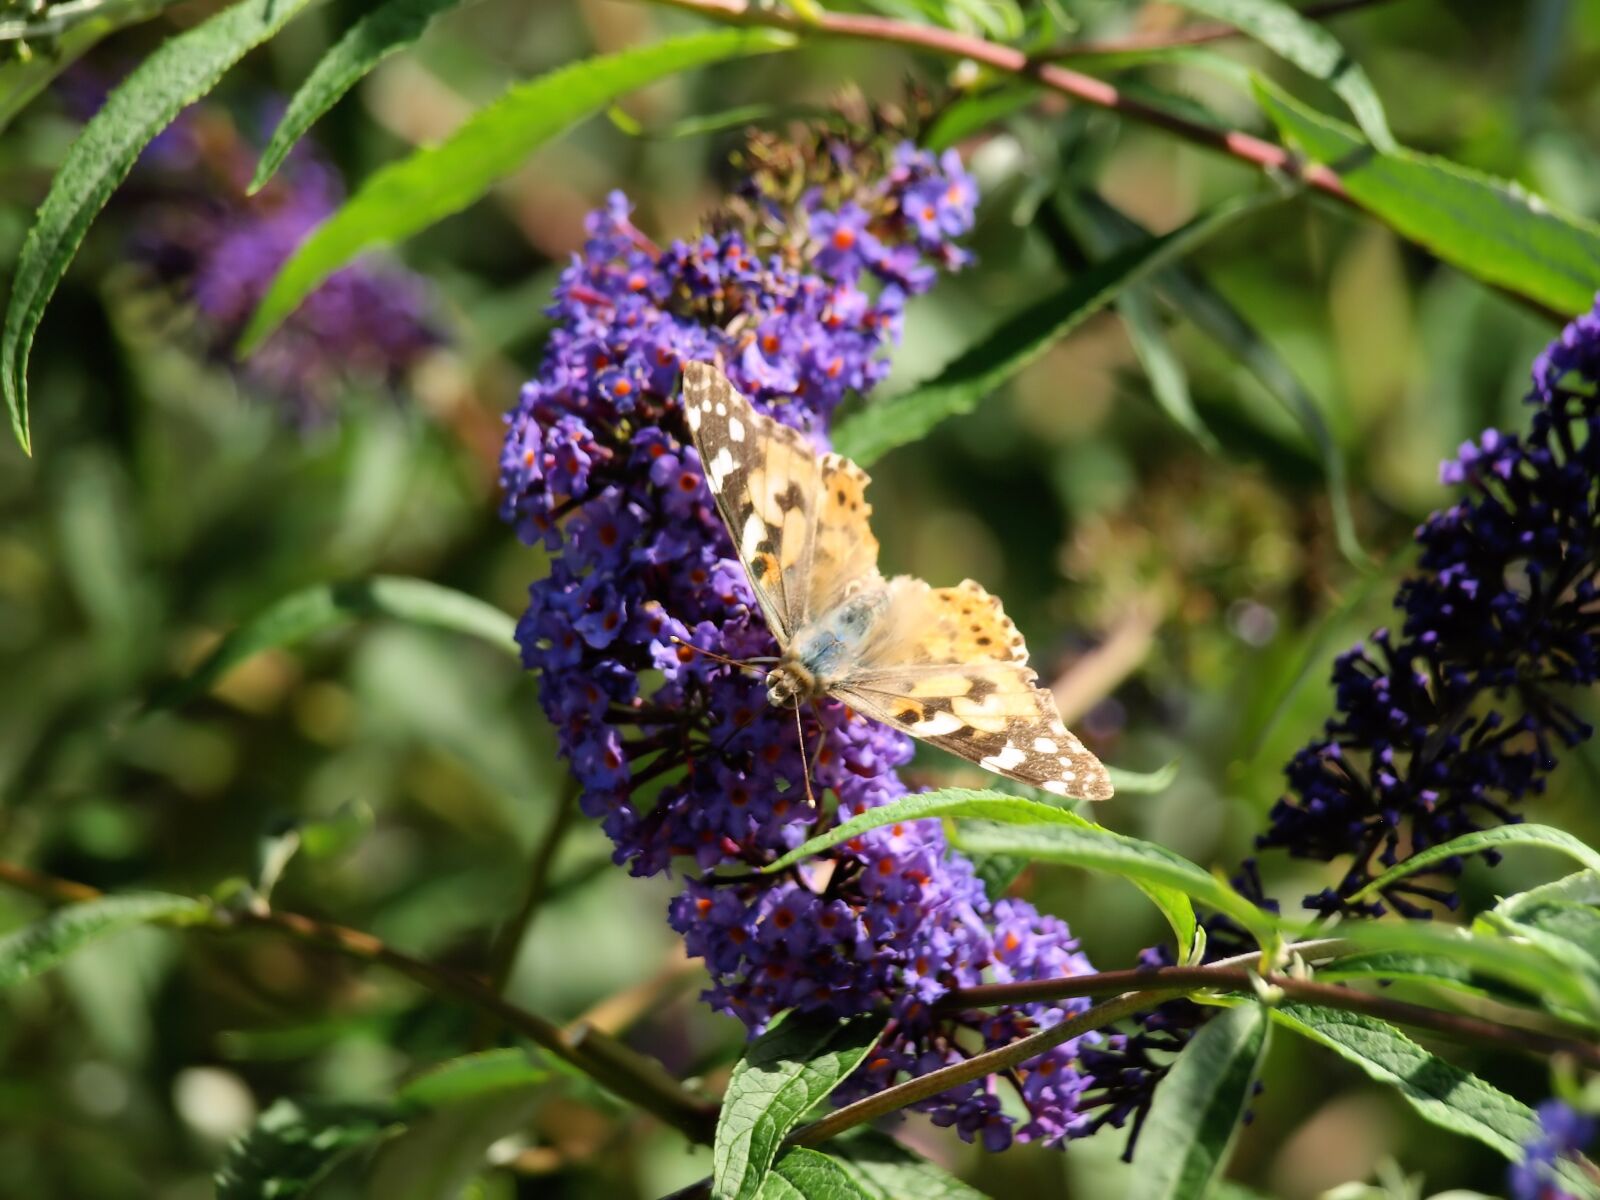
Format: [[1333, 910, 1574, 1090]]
[[683, 361, 820, 642]]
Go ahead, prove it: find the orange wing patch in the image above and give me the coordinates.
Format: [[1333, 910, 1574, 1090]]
[[919, 579, 1028, 665]]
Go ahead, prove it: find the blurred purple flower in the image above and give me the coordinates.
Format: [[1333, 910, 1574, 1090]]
[[1509, 1100, 1596, 1200], [93, 93, 440, 426], [500, 140, 1104, 1147]]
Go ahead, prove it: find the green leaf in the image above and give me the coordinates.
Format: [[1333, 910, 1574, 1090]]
[[714, 1010, 887, 1200], [0, 893, 207, 989], [1348, 824, 1600, 907], [1316, 951, 1505, 1004], [154, 576, 517, 710], [1254, 77, 1600, 317], [758, 1148, 868, 1200], [1116, 279, 1218, 451], [1331, 920, 1600, 1022], [763, 789, 1254, 948], [0, 0, 320, 454], [1172, 0, 1393, 150], [1130, 1003, 1270, 1200], [924, 85, 1040, 151], [1496, 902, 1600, 971], [831, 190, 1280, 467], [1497, 870, 1600, 916], [1270, 1005, 1599, 1198], [216, 1098, 396, 1200], [240, 28, 793, 351], [0, 0, 176, 135], [1107, 761, 1180, 795], [251, 0, 468, 192], [1067, 190, 1365, 563], [828, 1131, 990, 1199], [396, 1048, 550, 1111]]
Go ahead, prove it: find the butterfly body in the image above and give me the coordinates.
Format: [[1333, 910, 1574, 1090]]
[[770, 584, 891, 705], [683, 361, 1114, 802]]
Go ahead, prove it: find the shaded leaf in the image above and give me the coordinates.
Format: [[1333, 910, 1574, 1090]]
[[831, 191, 1281, 467], [1067, 189, 1364, 563], [1172, 0, 1393, 150], [1, 0, 320, 454], [241, 28, 793, 351], [0, 892, 207, 989], [252, 0, 469, 192], [1271, 1005, 1598, 1197], [1255, 77, 1600, 317], [396, 1048, 550, 1111], [154, 576, 517, 710], [215, 1098, 395, 1200], [1130, 1003, 1270, 1200], [757, 1148, 867, 1200], [715, 1010, 886, 1200]]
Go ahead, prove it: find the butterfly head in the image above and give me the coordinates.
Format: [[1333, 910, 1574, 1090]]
[[765, 660, 819, 708]]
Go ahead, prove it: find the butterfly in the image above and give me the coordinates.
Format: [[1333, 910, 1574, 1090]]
[[681, 361, 1114, 802]]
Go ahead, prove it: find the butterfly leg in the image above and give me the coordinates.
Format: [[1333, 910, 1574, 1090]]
[[792, 701, 818, 810]]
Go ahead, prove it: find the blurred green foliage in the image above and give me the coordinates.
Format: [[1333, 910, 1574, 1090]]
[[2, 0, 1600, 1197]]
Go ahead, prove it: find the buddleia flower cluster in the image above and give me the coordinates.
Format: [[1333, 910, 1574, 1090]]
[[1085, 297, 1600, 1155], [499, 123, 1108, 1148], [1257, 296, 1600, 917], [63, 77, 440, 426]]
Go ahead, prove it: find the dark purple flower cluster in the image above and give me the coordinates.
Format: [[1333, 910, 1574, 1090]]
[[501, 141, 1105, 1148], [1511, 1100, 1597, 1200], [1256, 295, 1600, 917], [121, 103, 438, 425]]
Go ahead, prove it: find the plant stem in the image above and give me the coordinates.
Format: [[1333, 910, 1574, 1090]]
[[1044, 0, 1393, 59], [637, 0, 1563, 326], [0, 859, 718, 1143], [488, 785, 578, 994], [937, 963, 1600, 1068], [644, 0, 1349, 198]]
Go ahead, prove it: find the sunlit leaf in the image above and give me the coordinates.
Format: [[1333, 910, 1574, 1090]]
[[1271, 1005, 1597, 1196], [1255, 77, 1600, 317], [763, 789, 1250, 948], [251, 0, 470, 192], [1171, 0, 1393, 150], [240, 28, 794, 352], [715, 1010, 886, 1200], [1348, 824, 1600, 907], [1130, 1003, 1270, 1200]]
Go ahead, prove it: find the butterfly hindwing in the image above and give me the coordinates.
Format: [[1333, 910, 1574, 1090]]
[[682, 361, 820, 642], [809, 452, 882, 616], [836, 578, 1114, 801]]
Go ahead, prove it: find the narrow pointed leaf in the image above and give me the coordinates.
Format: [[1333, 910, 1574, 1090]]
[[831, 191, 1280, 466], [154, 576, 517, 710], [396, 1049, 550, 1111], [1, 0, 321, 454], [240, 29, 793, 351], [762, 789, 1256, 948], [1348, 824, 1600, 906], [1067, 189, 1364, 562], [1130, 1003, 1270, 1200], [1271, 1005, 1598, 1197], [251, 0, 468, 192], [0, 892, 208, 988], [1255, 77, 1600, 317], [715, 1010, 886, 1200], [1172, 0, 1393, 150]]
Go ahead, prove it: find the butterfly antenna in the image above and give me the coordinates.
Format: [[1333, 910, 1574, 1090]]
[[793, 701, 817, 810], [668, 635, 770, 675]]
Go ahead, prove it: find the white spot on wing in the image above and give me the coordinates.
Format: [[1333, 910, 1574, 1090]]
[[708, 447, 735, 491], [1042, 780, 1070, 796], [911, 711, 963, 736], [1033, 737, 1058, 753], [981, 743, 1026, 773], [729, 416, 745, 443], [740, 512, 765, 558]]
